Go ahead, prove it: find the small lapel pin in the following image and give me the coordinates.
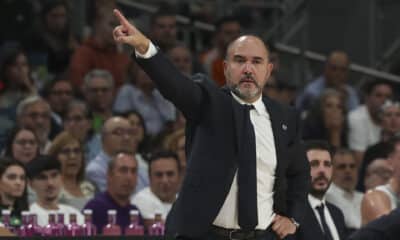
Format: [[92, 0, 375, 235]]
[[282, 124, 287, 130]]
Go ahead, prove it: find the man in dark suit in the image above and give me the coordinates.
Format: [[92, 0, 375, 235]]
[[113, 9, 310, 240], [296, 141, 347, 240], [348, 207, 400, 240]]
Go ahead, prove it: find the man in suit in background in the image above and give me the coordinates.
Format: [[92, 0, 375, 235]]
[[113, 9, 310, 240], [296, 141, 347, 240]]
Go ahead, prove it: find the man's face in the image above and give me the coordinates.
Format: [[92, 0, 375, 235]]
[[84, 77, 114, 112], [168, 46, 192, 76], [102, 118, 137, 155], [150, 157, 180, 202], [218, 21, 241, 49], [151, 16, 177, 50], [107, 154, 137, 199], [46, 5, 67, 35], [324, 53, 349, 87], [63, 106, 91, 141], [19, 101, 51, 143], [307, 149, 333, 198], [48, 81, 73, 114], [381, 105, 400, 134], [332, 153, 357, 192], [30, 169, 61, 203], [224, 36, 273, 103], [367, 84, 393, 116]]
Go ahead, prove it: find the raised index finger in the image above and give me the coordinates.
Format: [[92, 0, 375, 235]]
[[113, 9, 131, 28]]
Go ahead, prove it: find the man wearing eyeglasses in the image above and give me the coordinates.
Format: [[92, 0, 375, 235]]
[[326, 149, 364, 232], [86, 116, 149, 193]]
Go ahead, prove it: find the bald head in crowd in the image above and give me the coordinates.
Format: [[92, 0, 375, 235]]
[[324, 51, 350, 88], [101, 116, 137, 156]]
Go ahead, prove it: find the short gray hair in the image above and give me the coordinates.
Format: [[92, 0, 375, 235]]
[[16, 95, 51, 117], [83, 69, 114, 89]]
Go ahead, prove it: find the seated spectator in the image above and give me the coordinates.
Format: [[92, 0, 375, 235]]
[[200, 16, 241, 86], [132, 151, 181, 228], [3, 126, 39, 165], [263, 71, 298, 106], [84, 152, 143, 234], [296, 50, 359, 113], [0, 158, 28, 228], [23, 0, 79, 75], [47, 131, 95, 210], [364, 158, 393, 191], [163, 128, 186, 177], [86, 116, 148, 193], [357, 100, 400, 191], [113, 67, 176, 137], [16, 96, 52, 152], [361, 136, 400, 225], [326, 149, 364, 231], [42, 74, 74, 138], [68, 4, 130, 90], [26, 155, 83, 226], [302, 89, 348, 148], [82, 69, 115, 133], [166, 44, 193, 77], [0, 46, 37, 145], [348, 79, 393, 165], [149, 5, 179, 52], [62, 100, 98, 162]]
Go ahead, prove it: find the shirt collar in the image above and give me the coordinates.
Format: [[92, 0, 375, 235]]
[[308, 194, 326, 209], [231, 92, 268, 116]]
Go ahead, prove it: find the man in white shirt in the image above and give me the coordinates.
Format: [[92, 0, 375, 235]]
[[296, 141, 347, 240], [26, 155, 83, 226], [326, 148, 364, 231], [132, 151, 180, 228], [348, 79, 393, 164]]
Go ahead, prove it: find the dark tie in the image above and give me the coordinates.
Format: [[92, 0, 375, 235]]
[[316, 204, 334, 240], [238, 104, 258, 230]]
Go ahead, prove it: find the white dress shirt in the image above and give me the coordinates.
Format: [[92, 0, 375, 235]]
[[326, 183, 363, 229], [308, 194, 340, 240], [213, 93, 277, 230]]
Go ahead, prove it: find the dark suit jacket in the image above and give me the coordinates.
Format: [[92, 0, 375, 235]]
[[348, 207, 400, 240], [296, 201, 347, 240], [135, 51, 310, 238]]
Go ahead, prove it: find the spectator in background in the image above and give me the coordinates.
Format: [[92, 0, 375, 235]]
[[364, 158, 393, 191], [68, 4, 130, 90], [3, 126, 39, 165], [27, 155, 83, 226], [302, 89, 348, 148], [16, 96, 52, 152], [149, 6, 178, 52], [47, 131, 95, 210], [23, 0, 79, 75], [0, 46, 37, 144], [62, 100, 98, 162], [114, 67, 175, 137], [86, 116, 148, 193], [357, 100, 400, 191], [263, 71, 298, 106], [132, 151, 181, 228], [84, 152, 143, 234], [200, 16, 241, 86], [0, 158, 28, 228], [166, 44, 193, 77], [42, 75, 74, 138], [326, 149, 364, 231], [296, 50, 359, 114], [361, 136, 400, 225], [348, 79, 393, 165], [82, 69, 114, 133]]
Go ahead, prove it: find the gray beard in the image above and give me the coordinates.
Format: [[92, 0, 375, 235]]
[[230, 84, 260, 101]]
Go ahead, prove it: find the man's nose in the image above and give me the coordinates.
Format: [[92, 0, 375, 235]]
[[243, 62, 253, 74]]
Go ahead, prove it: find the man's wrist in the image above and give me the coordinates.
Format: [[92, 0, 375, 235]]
[[290, 218, 300, 229]]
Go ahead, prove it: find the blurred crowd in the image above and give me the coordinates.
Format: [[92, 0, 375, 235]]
[[0, 0, 399, 237]]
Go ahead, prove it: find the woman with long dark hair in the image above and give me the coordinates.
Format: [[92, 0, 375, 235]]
[[0, 157, 28, 227], [3, 126, 40, 165]]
